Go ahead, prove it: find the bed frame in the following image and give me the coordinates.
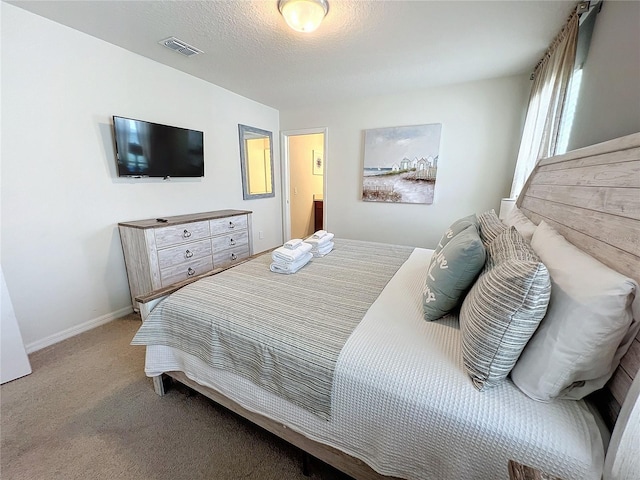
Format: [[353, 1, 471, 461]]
[[140, 132, 640, 479], [517, 131, 640, 430]]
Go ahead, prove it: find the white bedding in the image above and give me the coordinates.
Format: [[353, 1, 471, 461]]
[[144, 248, 605, 480]]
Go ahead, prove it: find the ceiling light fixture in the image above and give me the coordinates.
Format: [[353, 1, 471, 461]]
[[278, 0, 329, 33]]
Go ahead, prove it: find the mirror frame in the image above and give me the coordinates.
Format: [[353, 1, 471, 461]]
[[238, 124, 275, 200]]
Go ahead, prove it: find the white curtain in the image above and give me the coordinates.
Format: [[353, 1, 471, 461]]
[[510, 10, 579, 198]]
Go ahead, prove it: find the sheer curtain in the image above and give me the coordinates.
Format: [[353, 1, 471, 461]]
[[509, 10, 579, 198]]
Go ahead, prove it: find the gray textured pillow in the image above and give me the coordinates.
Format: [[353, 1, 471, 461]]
[[459, 227, 551, 390], [477, 209, 507, 247], [423, 225, 486, 321], [433, 214, 479, 255]]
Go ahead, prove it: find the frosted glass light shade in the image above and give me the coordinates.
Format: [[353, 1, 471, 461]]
[[278, 0, 329, 33]]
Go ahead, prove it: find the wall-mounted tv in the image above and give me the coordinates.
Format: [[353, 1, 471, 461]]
[[112, 116, 204, 178]]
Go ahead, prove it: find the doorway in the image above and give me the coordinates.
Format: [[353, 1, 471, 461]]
[[280, 128, 328, 241]]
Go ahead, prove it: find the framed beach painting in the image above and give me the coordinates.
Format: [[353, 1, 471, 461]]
[[362, 123, 442, 204]]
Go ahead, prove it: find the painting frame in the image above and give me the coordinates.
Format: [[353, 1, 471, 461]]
[[312, 150, 324, 176], [362, 123, 442, 204]]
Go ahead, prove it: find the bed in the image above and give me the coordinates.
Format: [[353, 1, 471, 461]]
[[131, 132, 640, 480]]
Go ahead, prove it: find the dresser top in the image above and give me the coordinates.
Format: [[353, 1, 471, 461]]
[[118, 209, 252, 229]]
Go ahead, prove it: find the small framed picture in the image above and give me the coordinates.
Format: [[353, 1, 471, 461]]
[[312, 150, 324, 175]]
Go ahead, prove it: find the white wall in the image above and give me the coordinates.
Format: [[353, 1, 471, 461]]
[[569, 0, 640, 150], [1, 4, 282, 349], [280, 75, 530, 248]]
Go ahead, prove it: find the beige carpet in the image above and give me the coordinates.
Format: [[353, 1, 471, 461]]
[[1, 314, 352, 480]]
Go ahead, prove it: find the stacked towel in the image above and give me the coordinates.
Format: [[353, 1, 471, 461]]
[[270, 241, 313, 274], [272, 242, 313, 263], [304, 232, 334, 247], [269, 252, 313, 274], [283, 238, 303, 250], [304, 232, 335, 257], [312, 241, 334, 257]]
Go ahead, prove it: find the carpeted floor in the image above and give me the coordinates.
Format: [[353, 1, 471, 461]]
[[0, 314, 352, 480]]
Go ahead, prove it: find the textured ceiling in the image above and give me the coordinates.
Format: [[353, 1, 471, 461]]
[[8, 0, 576, 110]]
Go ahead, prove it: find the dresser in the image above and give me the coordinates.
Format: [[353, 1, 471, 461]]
[[119, 210, 252, 310]]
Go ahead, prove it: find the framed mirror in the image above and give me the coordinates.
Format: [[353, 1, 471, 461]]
[[239, 124, 275, 200]]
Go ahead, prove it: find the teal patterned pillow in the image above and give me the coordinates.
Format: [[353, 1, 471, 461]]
[[423, 224, 486, 321], [433, 214, 479, 255]]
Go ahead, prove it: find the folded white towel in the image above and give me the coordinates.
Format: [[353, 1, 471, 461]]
[[304, 232, 335, 247], [270, 252, 312, 274], [312, 241, 334, 257], [283, 238, 303, 250], [272, 242, 313, 263], [312, 230, 327, 239], [318, 241, 334, 253]]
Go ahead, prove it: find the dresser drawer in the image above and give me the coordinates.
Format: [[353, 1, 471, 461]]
[[160, 256, 213, 287], [157, 238, 212, 270], [211, 230, 248, 252], [213, 245, 250, 268], [210, 215, 247, 236], [154, 221, 210, 248]]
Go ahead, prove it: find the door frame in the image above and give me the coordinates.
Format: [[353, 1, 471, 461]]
[[280, 127, 328, 241]]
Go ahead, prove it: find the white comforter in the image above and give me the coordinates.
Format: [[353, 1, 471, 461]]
[[144, 248, 605, 480]]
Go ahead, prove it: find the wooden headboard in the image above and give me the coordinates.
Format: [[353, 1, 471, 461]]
[[517, 132, 640, 429]]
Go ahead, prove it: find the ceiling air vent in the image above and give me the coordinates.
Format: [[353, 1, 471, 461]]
[[159, 37, 203, 57]]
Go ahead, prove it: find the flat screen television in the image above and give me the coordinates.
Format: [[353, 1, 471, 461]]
[[112, 116, 204, 178]]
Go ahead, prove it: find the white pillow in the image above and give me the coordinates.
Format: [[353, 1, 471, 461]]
[[511, 221, 640, 402], [503, 205, 537, 242]]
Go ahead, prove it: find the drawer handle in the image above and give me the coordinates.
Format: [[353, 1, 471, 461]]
[[228, 221, 235, 229], [185, 249, 193, 259], [187, 267, 196, 276], [231, 253, 238, 261], [183, 229, 192, 238], [229, 238, 236, 246]]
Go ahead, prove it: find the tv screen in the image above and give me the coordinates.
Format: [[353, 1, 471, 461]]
[[112, 116, 204, 178]]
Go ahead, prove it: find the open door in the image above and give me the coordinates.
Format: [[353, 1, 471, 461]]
[[281, 128, 328, 241]]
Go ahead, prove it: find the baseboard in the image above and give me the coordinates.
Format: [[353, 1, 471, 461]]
[[25, 305, 134, 353]]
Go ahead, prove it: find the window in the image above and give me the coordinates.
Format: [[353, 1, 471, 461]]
[[556, 68, 584, 154]]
